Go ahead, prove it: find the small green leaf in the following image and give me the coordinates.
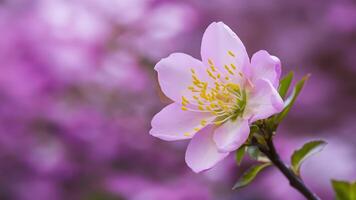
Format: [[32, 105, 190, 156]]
[[276, 74, 310, 123], [278, 71, 294, 99], [232, 163, 271, 190], [235, 145, 247, 165], [331, 180, 356, 200], [291, 140, 327, 175]]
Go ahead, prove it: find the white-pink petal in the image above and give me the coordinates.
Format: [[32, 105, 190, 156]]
[[213, 119, 250, 153], [201, 22, 249, 78], [185, 126, 229, 173], [250, 50, 281, 88], [150, 103, 214, 141], [245, 79, 284, 122], [154, 53, 205, 102]]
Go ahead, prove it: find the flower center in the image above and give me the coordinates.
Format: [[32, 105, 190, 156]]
[[181, 53, 247, 129]]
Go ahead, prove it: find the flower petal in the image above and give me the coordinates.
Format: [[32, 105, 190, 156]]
[[201, 22, 249, 76], [213, 119, 250, 153], [154, 53, 206, 102], [245, 79, 284, 122], [150, 103, 214, 141], [185, 126, 229, 173], [250, 50, 281, 88]]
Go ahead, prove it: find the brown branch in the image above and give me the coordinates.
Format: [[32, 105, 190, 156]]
[[258, 138, 320, 200]]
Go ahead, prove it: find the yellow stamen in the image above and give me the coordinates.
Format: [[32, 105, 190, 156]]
[[182, 96, 189, 103], [224, 65, 235, 75], [210, 65, 216, 72], [208, 59, 214, 66], [206, 69, 216, 80], [200, 120, 207, 126], [228, 50, 236, 57]]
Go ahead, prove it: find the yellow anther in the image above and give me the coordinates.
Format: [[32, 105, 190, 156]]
[[182, 96, 189, 103], [230, 63, 236, 70], [182, 101, 188, 106], [206, 69, 216, 80], [181, 106, 188, 111], [224, 65, 234, 75], [207, 93, 212, 100], [225, 76, 230, 80], [200, 120, 207, 126], [188, 86, 195, 90], [193, 82, 201, 88], [215, 84, 220, 90], [200, 93, 208, 100], [192, 75, 200, 82], [198, 105, 204, 110], [210, 65, 216, 72], [184, 132, 190, 136], [194, 127, 201, 131], [191, 68, 196, 74], [208, 59, 214, 66], [217, 73, 221, 79], [228, 50, 236, 57], [193, 96, 199, 100], [210, 95, 216, 101]]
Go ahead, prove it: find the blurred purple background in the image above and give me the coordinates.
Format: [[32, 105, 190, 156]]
[[0, 0, 355, 199]]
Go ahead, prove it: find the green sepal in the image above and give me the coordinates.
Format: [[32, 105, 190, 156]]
[[331, 180, 356, 200], [278, 71, 294, 99], [235, 145, 247, 166], [291, 140, 327, 176], [247, 146, 269, 163], [275, 74, 310, 123], [232, 162, 271, 190]]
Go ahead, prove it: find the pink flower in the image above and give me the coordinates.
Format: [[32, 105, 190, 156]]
[[150, 22, 283, 173]]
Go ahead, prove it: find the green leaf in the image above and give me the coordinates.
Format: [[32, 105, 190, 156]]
[[232, 163, 271, 190], [291, 140, 327, 175], [331, 180, 356, 200], [276, 74, 310, 123], [278, 71, 294, 99], [235, 145, 247, 165]]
